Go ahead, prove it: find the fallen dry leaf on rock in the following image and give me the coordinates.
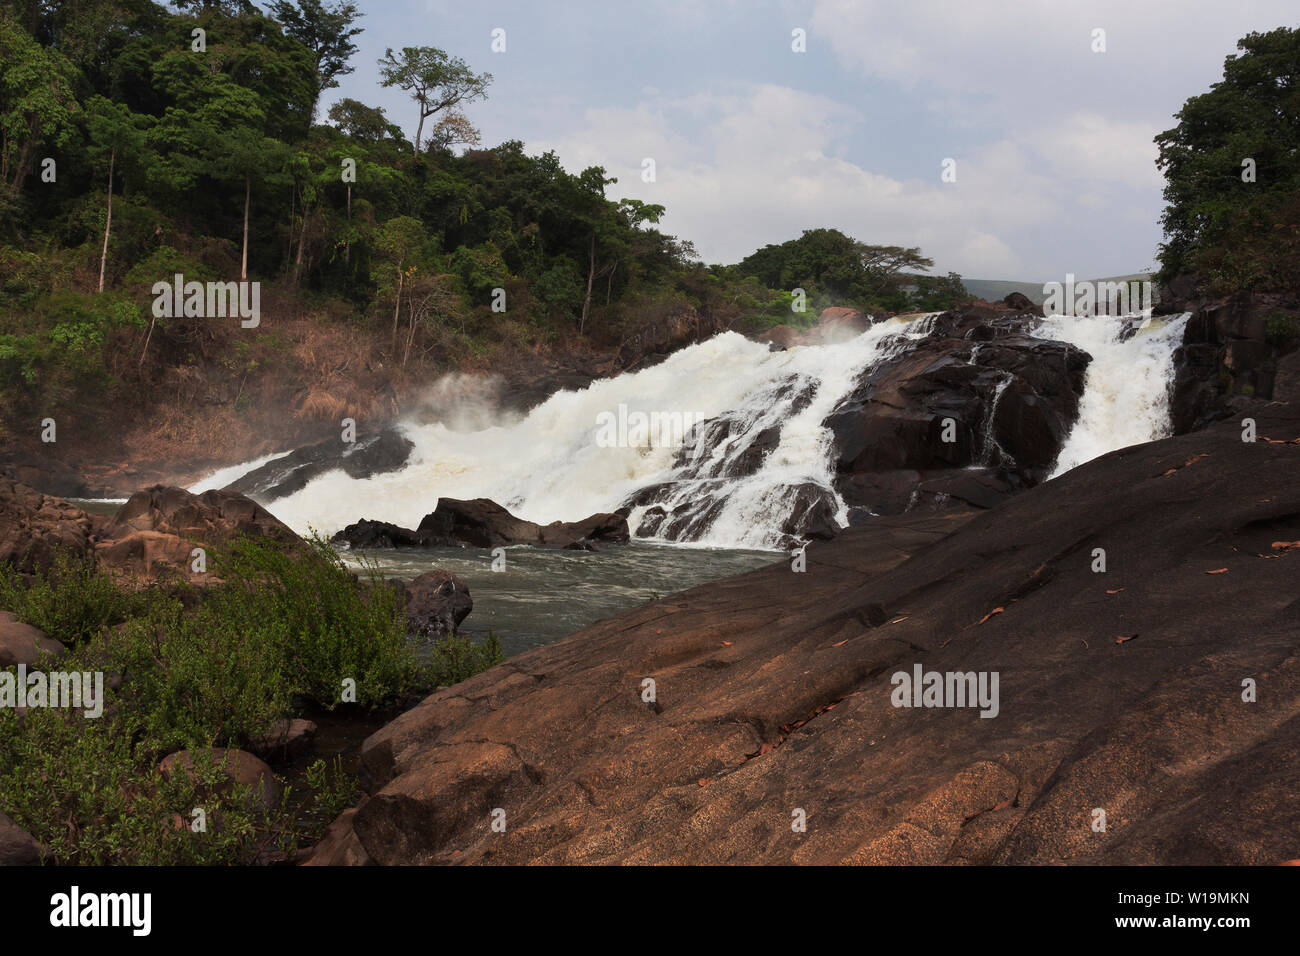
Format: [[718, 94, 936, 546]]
[[1271, 541, 1300, 552], [977, 607, 1005, 625], [1206, 568, 1229, 574], [1116, 634, 1139, 645], [1106, 588, 1125, 594]]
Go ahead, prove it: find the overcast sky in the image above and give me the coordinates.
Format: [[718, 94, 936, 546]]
[[319, 0, 1298, 281]]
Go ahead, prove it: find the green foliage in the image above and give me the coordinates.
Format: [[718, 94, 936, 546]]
[[425, 630, 504, 688], [0, 704, 298, 865], [1156, 27, 1300, 291], [0, 550, 154, 645], [735, 228, 937, 311], [0, 533, 504, 864], [1265, 311, 1299, 348], [0, 0, 965, 430], [204, 534, 422, 710]]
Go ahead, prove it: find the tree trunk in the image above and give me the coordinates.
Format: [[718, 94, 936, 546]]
[[415, 103, 427, 154], [240, 171, 250, 281], [391, 263, 403, 353], [97, 148, 114, 293], [581, 231, 596, 333], [403, 297, 418, 368], [139, 315, 156, 367], [293, 201, 309, 284], [605, 259, 618, 306]]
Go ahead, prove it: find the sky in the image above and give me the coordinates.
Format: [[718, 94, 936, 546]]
[[314, 0, 1298, 281]]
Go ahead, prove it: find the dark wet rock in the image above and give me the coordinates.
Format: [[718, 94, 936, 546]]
[[617, 305, 729, 368], [0, 479, 96, 574], [334, 498, 629, 552], [1171, 291, 1296, 433], [305, 398, 1300, 865], [418, 498, 629, 550], [632, 505, 668, 537], [825, 307, 1088, 494], [779, 483, 840, 542], [404, 570, 473, 638], [0, 450, 89, 498], [331, 519, 429, 550], [223, 427, 414, 503]]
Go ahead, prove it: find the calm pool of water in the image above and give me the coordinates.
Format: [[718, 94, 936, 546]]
[[341, 541, 776, 656]]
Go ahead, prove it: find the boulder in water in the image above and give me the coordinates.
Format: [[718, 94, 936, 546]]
[[402, 570, 473, 638], [333, 498, 630, 551], [223, 427, 414, 503]]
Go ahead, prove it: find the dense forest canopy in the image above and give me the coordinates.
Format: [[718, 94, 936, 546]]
[[0, 0, 976, 435]]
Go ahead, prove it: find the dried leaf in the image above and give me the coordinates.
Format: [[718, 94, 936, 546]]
[[831, 639, 848, 647], [977, 607, 1005, 625], [720, 640, 733, 646], [1206, 567, 1229, 574], [888, 616, 909, 625], [1115, 634, 1138, 645], [1271, 541, 1300, 552], [1106, 588, 1125, 594]]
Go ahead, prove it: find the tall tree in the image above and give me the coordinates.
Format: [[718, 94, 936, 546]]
[[1155, 27, 1300, 283], [377, 46, 491, 152], [83, 95, 150, 292], [268, 0, 362, 123]]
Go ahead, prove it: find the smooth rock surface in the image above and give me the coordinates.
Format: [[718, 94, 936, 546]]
[[306, 399, 1300, 865]]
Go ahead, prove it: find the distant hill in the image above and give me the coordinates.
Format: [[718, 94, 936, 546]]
[[962, 274, 1154, 306]]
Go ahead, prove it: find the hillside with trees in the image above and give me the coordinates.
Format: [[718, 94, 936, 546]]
[[0, 0, 967, 487]]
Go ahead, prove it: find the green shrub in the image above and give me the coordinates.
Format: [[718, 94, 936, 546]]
[[0, 550, 154, 645], [204, 535, 422, 709], [0, 535, 506, 864], [425, 630, 504, 688], [1265, 311, 1298, 348]]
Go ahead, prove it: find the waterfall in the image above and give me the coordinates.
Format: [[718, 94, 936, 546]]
[[1033, 312, 1190, 477], [192, 309, 1192, 550], [204, 317, 932, 546]]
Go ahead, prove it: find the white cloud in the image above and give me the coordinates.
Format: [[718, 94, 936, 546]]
[[530, 84, 1066, 276]]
